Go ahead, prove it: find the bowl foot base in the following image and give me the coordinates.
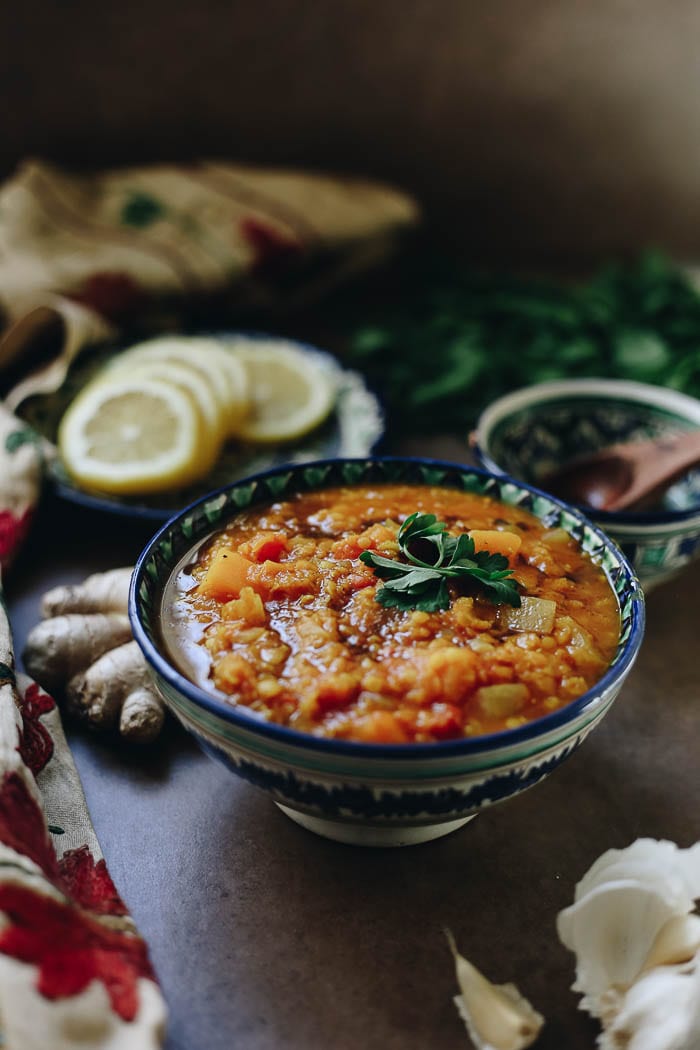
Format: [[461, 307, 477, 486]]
[[275, 804, 475, 847]]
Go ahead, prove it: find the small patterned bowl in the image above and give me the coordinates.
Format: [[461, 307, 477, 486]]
[[474, 379, 700, 592], [129, 457, 645, 847]]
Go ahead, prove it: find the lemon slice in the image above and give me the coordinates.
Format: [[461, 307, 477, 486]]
[[227, 340, 335, 443], [213, 349, 252, 437], [107, 337, 250, 438], [106, 358, 226, 450], [58, 376, 212, 495]]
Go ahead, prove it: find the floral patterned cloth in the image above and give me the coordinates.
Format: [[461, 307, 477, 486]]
[[0, 159, 418, 410], [0, 403, 166, 1048]]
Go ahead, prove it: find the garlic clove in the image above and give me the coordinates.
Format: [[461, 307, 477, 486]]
[[574, 840, 700, 913], [557, 880, 686, 1012], [599, 951, 700, 1050], [445, 930, 544, 1050]]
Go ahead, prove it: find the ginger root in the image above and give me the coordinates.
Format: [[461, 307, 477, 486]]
[[23, 613, 132, 693], [66, 641, 165, 743], [41, 567, 133, 618], [22, 567, 167, 744]]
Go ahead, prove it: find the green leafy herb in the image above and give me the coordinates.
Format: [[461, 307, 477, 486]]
[[359, 512, 521, 612], [323, 249, 700, 437]]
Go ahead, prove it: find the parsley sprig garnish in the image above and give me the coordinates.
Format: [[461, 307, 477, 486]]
[[359, 512, 522, 612]]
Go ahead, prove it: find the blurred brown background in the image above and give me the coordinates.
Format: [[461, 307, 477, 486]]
[[2, 0, 700, 265]]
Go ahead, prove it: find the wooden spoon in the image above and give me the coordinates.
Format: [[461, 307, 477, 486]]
[[540, 430, 700, 512]]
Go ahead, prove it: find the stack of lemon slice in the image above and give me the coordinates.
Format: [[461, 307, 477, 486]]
[[57, 336, 336, 496]]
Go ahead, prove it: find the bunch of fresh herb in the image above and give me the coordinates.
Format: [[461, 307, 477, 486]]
[[327, 250, 700, 437], [359, 512, 521, 612]]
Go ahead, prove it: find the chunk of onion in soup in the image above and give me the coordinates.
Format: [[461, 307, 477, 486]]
[[499, 596, 557, 634], [475, 683, 530, 719]]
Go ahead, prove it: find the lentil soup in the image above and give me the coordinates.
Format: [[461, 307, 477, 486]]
[[162, 483, 620, 744]]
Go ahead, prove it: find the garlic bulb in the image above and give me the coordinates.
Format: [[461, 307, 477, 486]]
[[445, 930, 544, 1050], [557, 839, 700, 1050], [574, 839, 700, 911], [600, 952, 700, 1050]]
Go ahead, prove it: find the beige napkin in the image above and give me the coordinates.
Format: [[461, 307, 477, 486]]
[[0, 159, 419, 407]]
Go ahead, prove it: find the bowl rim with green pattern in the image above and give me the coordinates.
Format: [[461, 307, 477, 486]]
[[474, 377, 700, 525], [129, 456, 645, 758]]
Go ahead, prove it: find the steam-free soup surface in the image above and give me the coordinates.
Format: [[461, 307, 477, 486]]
[[162, 484, 620, 743]]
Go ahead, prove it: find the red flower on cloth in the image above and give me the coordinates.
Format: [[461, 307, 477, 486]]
[[0, 772, 154, 1020], [17, 682, 55, 776], [0, 882, 155, 1021], [240, 217, 303, 278], [72, 271, 147, 321], [0, 507, 33, 568], [59, 846, 129, 917], [0, 771, 58, 878]]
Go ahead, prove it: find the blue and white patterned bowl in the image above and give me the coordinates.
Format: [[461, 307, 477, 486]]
[[474, 379, 700, 592], [129, 457, 645, 847]]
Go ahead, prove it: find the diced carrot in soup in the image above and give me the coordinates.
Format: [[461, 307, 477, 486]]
[[199, 550, 253, 600], [467, 529, 523, 558]]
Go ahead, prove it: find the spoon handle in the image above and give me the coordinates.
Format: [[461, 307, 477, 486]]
[[606, 431, 700, 511]]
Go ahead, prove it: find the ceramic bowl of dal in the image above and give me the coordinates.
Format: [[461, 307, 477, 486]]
[[130, 457, 644, 847]]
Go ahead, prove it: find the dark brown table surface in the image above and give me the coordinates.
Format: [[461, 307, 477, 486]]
[[6, 451, 700, 1050]]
